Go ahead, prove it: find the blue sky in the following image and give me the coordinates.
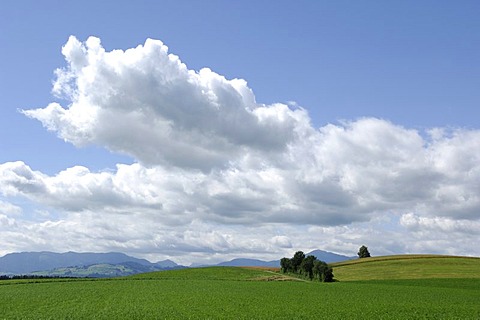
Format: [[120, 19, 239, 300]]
[[2, 0, 480, 171], [0, 1, 479, 264]]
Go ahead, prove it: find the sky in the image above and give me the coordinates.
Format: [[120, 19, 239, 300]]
[[0, 0, 479, 265]]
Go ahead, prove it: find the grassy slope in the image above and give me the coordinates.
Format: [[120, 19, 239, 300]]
[[1, 257, 480, 319], [331, 254, 480, 281], [128, 266, 273, 280], [31, 263, 135, 277]]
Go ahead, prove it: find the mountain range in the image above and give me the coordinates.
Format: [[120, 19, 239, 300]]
[[0, 251, 179, 276], [0, 250, 352, 277], [214, 250, 352, 267]]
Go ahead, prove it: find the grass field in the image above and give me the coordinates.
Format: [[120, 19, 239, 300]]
[[332, 254, 480, 281], [1, 256, 479, 319]]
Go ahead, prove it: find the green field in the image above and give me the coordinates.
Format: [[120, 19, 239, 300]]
[[332, 254, 480, 281], [1, 257, 479, 319]]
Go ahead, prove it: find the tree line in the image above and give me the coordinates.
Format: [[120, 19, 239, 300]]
[[280, 246, 372, 283], [280, 251, 334, 282]]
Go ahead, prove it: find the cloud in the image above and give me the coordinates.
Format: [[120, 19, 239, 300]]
[[0, 214, 16, 227], [400, 212, 480, 235], [2, 36, 480, 261], [0, 200, 22, 216], [23, 36, 309, 171]]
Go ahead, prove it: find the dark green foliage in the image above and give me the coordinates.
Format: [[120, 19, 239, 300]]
[[313, 260, 334, 282], [358, 245, 371, 258], [281, 251, 334, 282], [280, 257, 292, 273], [300, 255, 316, 279], [290, 251, 305, 272]]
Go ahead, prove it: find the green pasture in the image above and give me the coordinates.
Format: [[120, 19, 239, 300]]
[[1, 257, 479, 319], [332, 254, 480, 281]]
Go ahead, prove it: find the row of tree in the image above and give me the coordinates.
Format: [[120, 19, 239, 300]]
[[280, 251, 334, 282]]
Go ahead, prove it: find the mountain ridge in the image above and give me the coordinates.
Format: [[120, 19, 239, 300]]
[[30, 261, 185, 278], [0, 251, 178, 274], [213, 249, 352, 268], [0, 249, 352, 275]]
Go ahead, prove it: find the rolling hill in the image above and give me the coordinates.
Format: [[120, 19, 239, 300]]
[[2, 256, 480, 319], [0, 251, 180, 275], [331, 254, 480, 281], [30, 261, 186, 278], [0, 249, 353, 275]]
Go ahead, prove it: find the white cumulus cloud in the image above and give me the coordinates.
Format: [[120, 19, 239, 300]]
[[0, 36, 478, 261], [23, 36, 309, 171]]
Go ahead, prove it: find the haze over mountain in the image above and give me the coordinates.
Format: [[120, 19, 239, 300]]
[[0, 249, 350, 275], [215, 249, 351, 267], [0, 251, 178, 275], [307, 250, 355, 263], [216, 258, 280, 268]]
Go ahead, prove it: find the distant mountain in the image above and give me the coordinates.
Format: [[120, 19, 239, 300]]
[[0, 251, 180, 275], [215, 250, 352, 268], [216, 258, 279, 268], [155, 259, 178, 268], [30, 261, 185, 278], [0, 249, 351, 275], [306, 250, 353, 263]]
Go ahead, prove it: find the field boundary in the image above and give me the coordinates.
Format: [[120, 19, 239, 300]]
[[331, 254, 480, 267]]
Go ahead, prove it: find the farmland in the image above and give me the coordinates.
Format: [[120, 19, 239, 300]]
[[1, 256, 479, 319], [332, 254, 480, 281]]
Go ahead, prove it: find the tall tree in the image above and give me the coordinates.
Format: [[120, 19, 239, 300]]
[[313, 260, 334, 282], [358, 245, 371, 258], [299, 255, 316, 279], [291, 251, 305, 272], [280, 257, 292, 273]]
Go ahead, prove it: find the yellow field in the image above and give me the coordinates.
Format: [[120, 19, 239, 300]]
[[331, 255, 480, 281]]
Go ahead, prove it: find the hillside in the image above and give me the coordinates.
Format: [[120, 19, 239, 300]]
[[132, 254, 480, 283], [129, 266, 278, 281], [30, 261, 185, 278], [331, 254, 480, 281], [0, 249, 350, 275], [2, 264, 480, 319], [0, 251, 179, 275]]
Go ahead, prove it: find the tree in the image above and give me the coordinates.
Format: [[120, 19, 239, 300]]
[[313, 260, 334, 282], [290, 251, 305, 273], [358, 245, 371, 258], [281, 251, 334, 282], [299, 255, 316, 279], [280, 257, 292, 273]]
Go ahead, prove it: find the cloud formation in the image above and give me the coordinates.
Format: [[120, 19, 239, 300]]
[[1, 36, 479, 262], [24, 36, 309, 171]]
